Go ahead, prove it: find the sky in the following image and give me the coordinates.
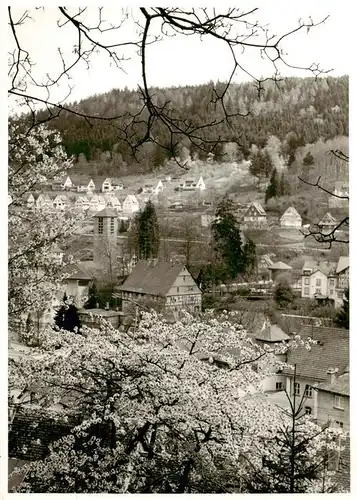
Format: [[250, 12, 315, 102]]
[[7, 1, 351, 111]]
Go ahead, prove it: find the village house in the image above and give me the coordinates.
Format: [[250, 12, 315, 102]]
[[60, 175, 74, 190], [280, 206, 302, 228], [328, 180, 349, 209], [53, 194, 69, 211], [242, 201, 267, 228], [76, 178, 96, 192], [35, 193, 52, 210], [301, 257, 349, 307], [118, 260, 202, 316], [111, 178, 124, 190], [250, 319, 290, 393], [301, 259, 336, 300], [122, 194, 140, 217], [282, 325, 349, 421], [316, 367, 350, 432], [268, 261, 292, 281], [317, 212, 337, 234], [179, 176, 206, 191], [256, 254, 274, 281], [74, 195, 89, 212], [26, 193, 35, 209], [62, 262, 93, 307], [105, 194, 122, 211]]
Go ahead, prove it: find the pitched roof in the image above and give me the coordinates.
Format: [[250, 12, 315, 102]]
[[280, 206, 302, 219], [318, 212, 337, 226], [336, 256, 349, 274], [249, 201, 266, 216], [119, 260, 197, 296], [254, 322, 290, 342], [93, 207, 118, 217], [268, 261, 292, 270], [63, 262, 93, 281], [317, 372, 349, 396], [283, 326, 349, 382], [302, 259, 337, 276]]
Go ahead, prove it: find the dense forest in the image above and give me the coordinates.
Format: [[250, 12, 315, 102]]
[[20, 76, 348, 174]]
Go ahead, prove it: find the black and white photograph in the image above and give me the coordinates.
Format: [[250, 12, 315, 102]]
[[6, 1, 350, 494]]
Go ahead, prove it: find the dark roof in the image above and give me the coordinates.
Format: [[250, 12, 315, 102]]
[[93, 207, 118, 217], [317, 372, 349, 396], [119, 260, 199, 296], [283, 326, 349, 382]]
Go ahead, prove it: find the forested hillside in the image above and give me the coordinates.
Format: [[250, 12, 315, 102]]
[[29, 76, 348, 173]]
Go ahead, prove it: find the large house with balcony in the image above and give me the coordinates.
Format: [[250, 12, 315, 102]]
[[118, 260, 202, 317], [242, 201, 267, 228]]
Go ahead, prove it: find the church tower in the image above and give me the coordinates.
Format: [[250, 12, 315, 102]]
[[93, 207, 119, 277]]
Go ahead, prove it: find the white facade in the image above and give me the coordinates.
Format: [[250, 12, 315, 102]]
[[123, 195, 140, 216], [196, 176, 206, 191], [101, 178, 112, 192], [27, 194, 35, 208], [61, 176, 73, 190], [301, 269, 329, 298], [53, 195, 68, 211], [280, 207, 302, 228]]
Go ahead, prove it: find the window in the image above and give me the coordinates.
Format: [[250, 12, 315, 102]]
[[305, 385, 312, 398], [294, 383, 300, 396], [98, 217, 103, 234], [335, 420, 344, 428], [316, 278, 321, 286], [110, 217, 115, 234], [303, 287, 309, 296], [276, 382, 283, 390], [183, 275, 186, 281], [304, 277, 310, 285], [305, 406, 312, 415], [316, 288, 321, 294], [177, 287, 180, 293], [333, 395, 344, 410], [329, 279, 335, 287], [337, 290, 344, 298], [329, 289, 334, 296]]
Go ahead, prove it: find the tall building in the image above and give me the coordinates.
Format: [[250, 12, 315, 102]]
[[93, 207, 119, 279]]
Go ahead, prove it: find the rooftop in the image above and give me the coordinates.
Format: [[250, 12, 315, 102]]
[[283, 326, 349, 382], [119, 260, 200, 296], [317, 372, 349, 396]]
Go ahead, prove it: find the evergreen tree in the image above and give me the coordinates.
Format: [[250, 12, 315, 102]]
[[138, 200, 160, 260], [54, 292, 68, 329], [54, 292, 81, 333], [335, 287, 349, 329], [242, 239, 257, 275], [265, 168, 279, 202], [303, 151, 315, 166], [274, 281, 294, 308], [211, 198, 244, 281]]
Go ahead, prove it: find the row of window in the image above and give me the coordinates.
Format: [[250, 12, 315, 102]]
[[294, 384, 345, 410], [304, 278, 335, 286], [98, 217, 116, 235]]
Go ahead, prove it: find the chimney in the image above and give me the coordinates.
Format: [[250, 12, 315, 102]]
[[326, 367, 338, 385]]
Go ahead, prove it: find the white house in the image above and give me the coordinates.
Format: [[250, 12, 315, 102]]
[[106, 195, 122, 212], [74, 195, 89, 212], [35, 194, 51, 210], [26, 194, 35, 209], [112, 178, 124, 190], [77, 178, 96, 192], [100, 178, 112, 192], [280, 206, 302, 228], [61, 175, 73, 190], [196, 176, 205, 191], [123, 195, 140, 216], [53, 194, 69, 211]]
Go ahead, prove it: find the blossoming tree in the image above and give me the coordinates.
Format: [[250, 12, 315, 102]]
[[8, 122, 81, 343], [9, 310, 345, 493]]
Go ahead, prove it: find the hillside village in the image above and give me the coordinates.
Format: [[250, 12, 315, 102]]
[[8, 12, 350, 490]]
